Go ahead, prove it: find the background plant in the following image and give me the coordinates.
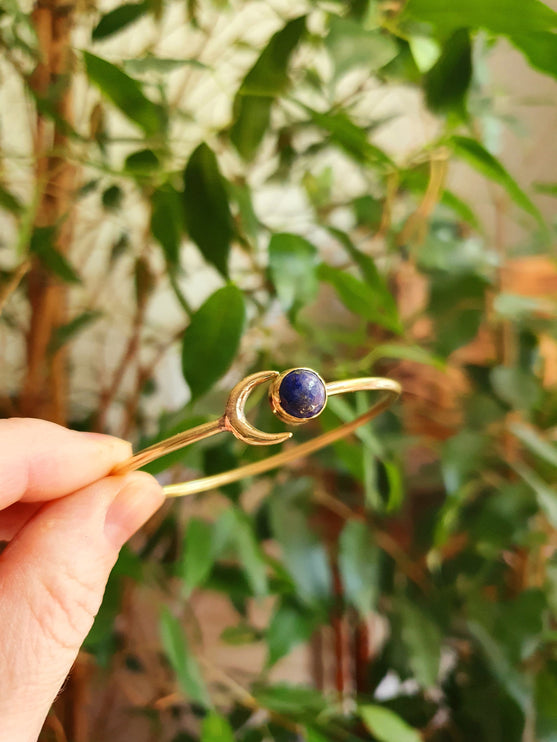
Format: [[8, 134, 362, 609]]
[[1, 0, 557, 740]]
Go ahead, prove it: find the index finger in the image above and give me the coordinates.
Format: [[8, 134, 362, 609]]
[[0, 418, 132, 509]]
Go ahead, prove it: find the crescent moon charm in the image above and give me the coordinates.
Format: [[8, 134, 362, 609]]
[[224, 370, 293, 446]]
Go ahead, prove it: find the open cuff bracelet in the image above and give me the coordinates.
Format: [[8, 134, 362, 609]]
[[112, 368, 401, 498]]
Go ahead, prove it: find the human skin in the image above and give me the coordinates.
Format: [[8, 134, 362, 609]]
[[0, 418, 164, 742]]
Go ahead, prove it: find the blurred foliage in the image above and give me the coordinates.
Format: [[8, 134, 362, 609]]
[[2, 0, 557, 740]]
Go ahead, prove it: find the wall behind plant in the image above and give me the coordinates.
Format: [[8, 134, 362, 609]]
[[2, 1, 557, 741]]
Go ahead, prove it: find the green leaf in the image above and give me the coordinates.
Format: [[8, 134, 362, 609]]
[[48, 310, 102, 354], [399, 599, 442, 688], [30, 226, 81, 284], [80, 180, 102, 200], [123, 56, 208, 75], [201, 713, 234, 742], [202, 441, 240, 499], [182, 285, 245, 400], [326, 17, 398, 79], [110, 233, 130, 264], [225, 507, 268, 597], [325, 395, 384, 457], [253, 683, 327, 716], [211, 507, 236, 556], [439, 188, 481, 230], [180, 518, 214, 596], [318, 263, 401, 332], [205, 564, 252, 616], [429, 272, 488, 355], [183, 143, 233, 277], [328, 228, 400, 323], [305, 730, 330, 742], [229, 182, 259, 245], [230, 17, 306, 160], [220, 624, 260, 645], [102, 184, 122, 211], [240, 16, 306, 96], [230, 97, 272, 163], [442, 430, 488, 495], [92, 2, 148, 41], [309, 109, 393, 167], [338, 520, 379, 616], [326, 226, 379, 284], [510, 31, 557, 81], [364, 342, 445, 370], [510, 423, 557, 468], [268, 233, 319, 319], [405, 0, 557, 81], [408, 35, 441, 72], [267, 599, 318, 667], [159, 607, 209, 706], [151, 184, 182, 268], [383, 459, 404, 512], [125, 148, 160, 174], [353, 194, 383, 229], [425, 29, 472, 114], [491, 366, 541, 411], [535, 667, 557, 741], [467, 619, 530, 710], [494, 590, 546, 665], [494, 292, 547, 320], [269, 488, 331, 607], [534, 182, 557, 197], [403, 0, 557, 38], [360, 705, 421, 742], [83, 52, 163, 136], [514, 462, 557, 529], [451, 136, 544, 225], [0, 185, 23, 215]]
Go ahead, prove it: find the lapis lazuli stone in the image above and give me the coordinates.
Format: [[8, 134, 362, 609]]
[[278, 369, 326, 419]]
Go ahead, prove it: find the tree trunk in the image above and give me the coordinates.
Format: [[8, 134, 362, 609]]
[[19, 0, 76, 424]]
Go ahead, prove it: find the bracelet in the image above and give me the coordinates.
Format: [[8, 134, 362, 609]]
[[112, 367, 401, 498]]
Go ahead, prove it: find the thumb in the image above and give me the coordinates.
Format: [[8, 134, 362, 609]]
[[0, 471, 164, 742]]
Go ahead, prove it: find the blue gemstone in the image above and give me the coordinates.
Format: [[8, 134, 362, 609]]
[[278, 369, 326, 419]]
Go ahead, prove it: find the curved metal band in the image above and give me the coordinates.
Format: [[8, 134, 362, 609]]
[[113, 373, 401, 498]]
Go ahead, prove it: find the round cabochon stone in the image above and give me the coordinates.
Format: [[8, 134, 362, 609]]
[[278, 369, 326, 419]]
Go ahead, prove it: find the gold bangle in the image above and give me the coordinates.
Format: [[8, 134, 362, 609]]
[[112, 368, 401, 498]]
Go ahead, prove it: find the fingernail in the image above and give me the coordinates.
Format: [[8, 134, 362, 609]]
[[82, 432, 132, 455], [104, 472, 164, 549]]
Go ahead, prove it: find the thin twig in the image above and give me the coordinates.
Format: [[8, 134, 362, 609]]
[[120, 328, 184, 439], [95, 301, 145, 432], [197, 656, 302, 735], [0, 258, 31, 314]]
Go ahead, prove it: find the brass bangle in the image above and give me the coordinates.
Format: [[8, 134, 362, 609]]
[[112, 368, 401, 498]]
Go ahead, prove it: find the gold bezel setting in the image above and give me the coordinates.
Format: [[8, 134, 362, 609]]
[[268, 367, 328, 426]]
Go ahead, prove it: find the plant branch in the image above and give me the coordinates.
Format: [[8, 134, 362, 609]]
[[0, 258, 31, 314], [120, 328, 184, 439], [95, 299, 146, 432]]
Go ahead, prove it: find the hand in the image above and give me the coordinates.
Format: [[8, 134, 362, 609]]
[[0, 418, 164, 742]]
